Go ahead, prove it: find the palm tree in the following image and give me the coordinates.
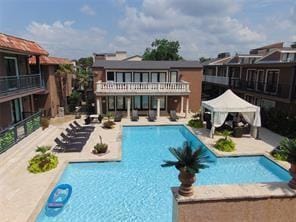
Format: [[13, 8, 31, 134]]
[[161, 142, 211, 196], [55, 64, 73, 110]]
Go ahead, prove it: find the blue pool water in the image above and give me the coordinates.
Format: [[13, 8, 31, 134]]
[[37, 125, 291, 222]]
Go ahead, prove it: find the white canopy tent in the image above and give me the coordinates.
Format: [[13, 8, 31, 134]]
[[201, 89, 261, 138]]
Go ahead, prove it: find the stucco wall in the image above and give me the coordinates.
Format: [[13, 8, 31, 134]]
[[179, 68, 203, 112], [174, 197, 296, 222]]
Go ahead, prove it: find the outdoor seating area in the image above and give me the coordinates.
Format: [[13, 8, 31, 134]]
[[54, 121, 94, 152]]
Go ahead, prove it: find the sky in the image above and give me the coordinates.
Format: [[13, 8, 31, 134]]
[[0, 0, 295, 60]]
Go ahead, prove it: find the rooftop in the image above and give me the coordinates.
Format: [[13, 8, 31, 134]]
[[93, 60, 202, 69], [29, 56, 72, 65], [0, 33, 48, 56]]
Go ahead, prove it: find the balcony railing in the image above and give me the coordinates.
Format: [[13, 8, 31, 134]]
[[96, 81, 190, 95], [203, 75, 229, 86], [0, 74, 42, 95], [0, 111, 41, 154], [230, 79, 291, 99]]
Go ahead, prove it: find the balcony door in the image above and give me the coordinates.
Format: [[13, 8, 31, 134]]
[[256, 70, 265, 91], [246, 69, 257, 90], [4, 57, 19, 89], [115, 72, 132, 82], [265, 70, 279, 94], [11, 98, 23, 123]]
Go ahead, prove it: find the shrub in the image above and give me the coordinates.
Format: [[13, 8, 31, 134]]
[[188, 112, 203, 129], [28, 146, 58, 173], [214, 130, 236, 152], [188, 119, 203, 128], [261, 108, 296, 138], [103, 120, 115, 129], [93, 136, 108, 154], [277, 138, 296, 164]]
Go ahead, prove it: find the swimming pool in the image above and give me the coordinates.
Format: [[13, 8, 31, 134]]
[[37, 125, 291, 222]]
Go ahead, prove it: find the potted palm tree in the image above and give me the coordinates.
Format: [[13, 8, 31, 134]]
[[279, 138, 296, 189], [161, 142, 211, 196]]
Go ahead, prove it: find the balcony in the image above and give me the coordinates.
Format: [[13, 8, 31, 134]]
[[0, 74, 44, 102], [0, 111, 41, 153], [230, 79, 291, 99], [96, 81, 190, 96], [203, 75, 229, 86]]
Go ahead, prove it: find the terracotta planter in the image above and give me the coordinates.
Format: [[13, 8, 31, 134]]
[[178, 168, 196, 196], [288, 163, 296, 189]]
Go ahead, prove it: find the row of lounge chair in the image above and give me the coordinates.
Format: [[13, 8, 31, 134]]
[[131, 110, 179, 122], [54, 121, 95, 152]]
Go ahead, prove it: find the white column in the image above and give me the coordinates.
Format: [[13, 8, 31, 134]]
[[180, 96, 184, 115], [96, 97, 101, 114], [157, 97, 161, 118], [185, 97, 189, 118], [127, 96, 131, 118]]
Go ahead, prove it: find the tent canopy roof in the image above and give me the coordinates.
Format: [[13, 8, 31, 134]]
[[202, 89, 259, 113]]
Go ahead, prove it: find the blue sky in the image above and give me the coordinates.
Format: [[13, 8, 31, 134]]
[[0, 0, 295, 59]]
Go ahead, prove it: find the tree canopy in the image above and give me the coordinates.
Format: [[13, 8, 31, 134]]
[[143, 39, 183, 60], [77, 57, 93, 68]]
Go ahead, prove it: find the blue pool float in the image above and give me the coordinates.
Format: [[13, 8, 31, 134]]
[[47, 184, 72, 208]]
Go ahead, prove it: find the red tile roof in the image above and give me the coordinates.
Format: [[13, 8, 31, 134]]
[[0, 33, 48, 55], [29, 56, 72, 65]]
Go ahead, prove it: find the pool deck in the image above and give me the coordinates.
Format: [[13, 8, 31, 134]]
[[0, 115, 293, 222]]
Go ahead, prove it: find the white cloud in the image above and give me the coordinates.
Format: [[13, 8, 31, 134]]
[[25, 21, 107, 58], [116, 0, 265, 58], [80, 4, 96, 16]]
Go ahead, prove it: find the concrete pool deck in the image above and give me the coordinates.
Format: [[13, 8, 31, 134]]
[[0, 115, 293, 222]]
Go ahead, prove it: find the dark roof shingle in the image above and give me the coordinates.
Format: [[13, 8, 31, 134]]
[[93, 60, 202, 69]]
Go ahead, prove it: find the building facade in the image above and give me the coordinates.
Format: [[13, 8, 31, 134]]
[[203, 43, 296, 115], [29, 56, 73, 117], [0, 33, 48, 130], [92, 60, 203, 118]]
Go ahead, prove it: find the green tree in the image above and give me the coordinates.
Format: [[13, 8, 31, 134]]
[[199, 57, 212, 63], [78, 57, 93, 68], [55, 64, 74, 109], [143, 39, 183, 60]]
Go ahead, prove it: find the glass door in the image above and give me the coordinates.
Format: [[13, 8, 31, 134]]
[[11, 98, 23, 123]]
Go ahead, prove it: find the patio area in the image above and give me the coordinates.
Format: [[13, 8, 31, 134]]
[[0, 115, 289, 222]]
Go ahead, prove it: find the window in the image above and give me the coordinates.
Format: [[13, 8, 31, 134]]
[[142, 73, 149, 82], [170, 71, 177, 82], [246, 69, 257, 89], [217, 67, 227, 77], [159, 72, 166, 82], [4, 57, 18, 76], [288, 53, 295, 62], [151, 72, 158, 82], [256, 70, 265, 91], [107, 72, 114, 81], [116, 72, 124, 82], [125, 72, 132, 82], [151, 96, 165, 110], [265, 70, 279, 93], [245, 95, 256, 105], [116, 96, 125, 110], [134, 96, 141, 109], [108, 96, 115, 110], [142, 96, 149, 109], [260, 99, 275, 110], [11, 98, 23, 123], [134, 73, 141, 82]]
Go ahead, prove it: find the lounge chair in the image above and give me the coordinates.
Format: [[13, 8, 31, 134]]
[[69, 123, 93, 133], [65, 128, 90, 138], [169, 110, 179, 121], [60, 132, 87, 144], [73, 121, 95, 130], [131, 110, 139, 121], [54, 138, 84, 152], [148, 110, 156, 122], [114, 112, 122, 122]]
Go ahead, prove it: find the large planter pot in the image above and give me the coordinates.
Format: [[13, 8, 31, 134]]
[[288, 163, 296, 189], [178, 168, 196, 197]]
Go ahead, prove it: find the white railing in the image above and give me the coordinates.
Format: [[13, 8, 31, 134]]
[[203, 75, 229, 86], [96, 81, 190, 95]]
